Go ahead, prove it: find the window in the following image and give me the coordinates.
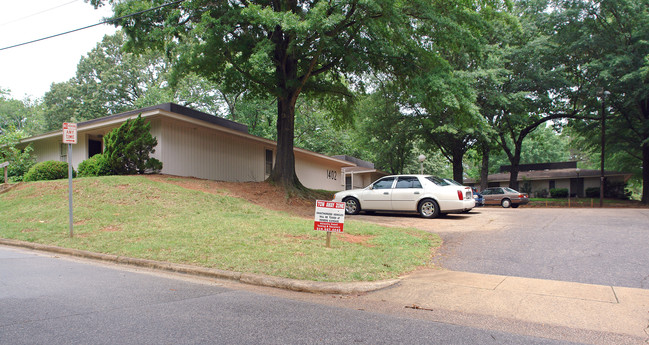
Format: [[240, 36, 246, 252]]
[[372, 177, 395, 189], [345, 176, 352, 190], [396, 176, 422, 189], [425, 176, 450, 186], [549, 180, 556, 190], [88, 139, 102, 158], [265, 149, 273, 176], [60, 143, 67, 162]]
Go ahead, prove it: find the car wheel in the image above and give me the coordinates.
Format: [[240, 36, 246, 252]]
[[343, 197, 361, 215], [418, 199, 440, 219], [501, 198, 511, 208]]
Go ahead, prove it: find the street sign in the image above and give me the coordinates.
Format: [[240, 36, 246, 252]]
[[62, 123, 76, 237], [314, 200, 345, 233], [62, 123, 77, 144]]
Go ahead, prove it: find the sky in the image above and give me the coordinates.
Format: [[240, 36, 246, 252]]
[[0, 0, 117, 100]]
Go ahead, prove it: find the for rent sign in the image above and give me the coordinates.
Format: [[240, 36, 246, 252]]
[[314, 200, 345, 233]]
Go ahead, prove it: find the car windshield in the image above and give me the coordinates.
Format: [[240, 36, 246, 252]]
[[503, 187, 519, 193], [425, 176, 450, 186]]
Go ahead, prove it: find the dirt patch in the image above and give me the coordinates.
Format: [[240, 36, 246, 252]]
[[336, 233, 375, 247], [146, 175, 323, 219]]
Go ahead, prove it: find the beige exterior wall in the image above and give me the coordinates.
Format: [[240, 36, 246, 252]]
[[296, 156, 344, 191], [156, 118, 266, 182], [29, 137, 65, 164]]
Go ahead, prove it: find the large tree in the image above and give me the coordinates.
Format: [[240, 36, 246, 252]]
[[551, 0, 649, 203], [90, 0, 493, 191], [474, 1, 584, 190]]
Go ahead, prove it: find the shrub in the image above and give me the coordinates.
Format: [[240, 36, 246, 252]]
[[585, 187, 600, 198], [103, 114, 162, 174], [534, 189, 548, 198], [0, 128, 36, 182], [78, 154, 111, 177], [24, 160, 75, 181], [549, 188, 568, 198]]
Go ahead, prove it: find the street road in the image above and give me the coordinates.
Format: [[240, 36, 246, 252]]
[[0, 246, 580, 345]]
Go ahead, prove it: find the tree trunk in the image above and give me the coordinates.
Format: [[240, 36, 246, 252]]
[[268, 93, 303, 191], [266, 27, 304, 192], [452, 149, 464, 184], [480, 144, 489, 190], [642, 142, 649, 204], [508, 150, 521, 191]]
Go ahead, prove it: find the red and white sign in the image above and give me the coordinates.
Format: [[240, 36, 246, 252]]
[[62, 123, 77, 144], [314, 200, 345, 233]]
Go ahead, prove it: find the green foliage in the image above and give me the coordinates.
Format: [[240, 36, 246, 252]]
[[0, 127, 36, 182], [78, 154, 111, 177], [550, 0, 649, 203], [585, 187, 600, 198], [550, 188, 568, 198], [103, 114, 162, 175], [0, 89, 43, 135], [24, 161, 75, 182], [92, 0, 495, 188], [352, 88, 416, 175], [40, 32, 224, 131]]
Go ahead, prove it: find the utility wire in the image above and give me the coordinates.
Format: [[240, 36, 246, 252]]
[[0, 0, 185, 52]]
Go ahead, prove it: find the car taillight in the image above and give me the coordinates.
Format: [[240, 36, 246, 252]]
[[457, 190, 464, 200]]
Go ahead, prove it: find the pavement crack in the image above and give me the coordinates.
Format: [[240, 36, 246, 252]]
[[405, 304, 434, 311], [610, 286, 620, 304]]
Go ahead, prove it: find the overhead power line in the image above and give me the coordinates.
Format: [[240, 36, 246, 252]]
[[0, 0, 185, 52]]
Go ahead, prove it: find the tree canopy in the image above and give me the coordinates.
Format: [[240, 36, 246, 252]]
[[89, 0, 498, 191]]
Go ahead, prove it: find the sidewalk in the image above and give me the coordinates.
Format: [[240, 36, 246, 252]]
[[366, 269, 649, 343]]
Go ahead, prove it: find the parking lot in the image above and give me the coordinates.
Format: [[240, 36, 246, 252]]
[[350, 207, 649, 289]]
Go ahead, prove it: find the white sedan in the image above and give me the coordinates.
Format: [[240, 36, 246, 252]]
[[332, 175, 475, 219]]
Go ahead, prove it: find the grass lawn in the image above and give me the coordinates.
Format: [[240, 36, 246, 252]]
[[0, 176, 440, 282]]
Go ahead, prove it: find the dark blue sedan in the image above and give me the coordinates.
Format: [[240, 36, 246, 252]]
[[471, 187, 484, 207]]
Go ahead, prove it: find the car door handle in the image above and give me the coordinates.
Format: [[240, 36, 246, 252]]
[[383, 192, 389, 195], [414, 191, 420, 194]]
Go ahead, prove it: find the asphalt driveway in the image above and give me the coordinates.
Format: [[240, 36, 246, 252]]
[[350, 207, 649, 289]]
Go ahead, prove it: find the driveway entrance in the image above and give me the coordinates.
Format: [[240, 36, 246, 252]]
[[352, 207, 649, 289]]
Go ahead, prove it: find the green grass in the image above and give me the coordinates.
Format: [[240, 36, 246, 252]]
[[0, 176, 440, 282]]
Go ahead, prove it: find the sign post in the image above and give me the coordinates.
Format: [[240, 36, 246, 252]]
[[62, 123, 77, 238], [1, 161, 8, 184], [314, 200, 345, 248]]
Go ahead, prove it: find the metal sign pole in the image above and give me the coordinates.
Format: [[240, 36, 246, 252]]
[[68, 143, 73, 238]]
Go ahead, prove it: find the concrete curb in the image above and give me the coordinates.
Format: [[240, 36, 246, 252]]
[[0, 238, 399, 295]]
